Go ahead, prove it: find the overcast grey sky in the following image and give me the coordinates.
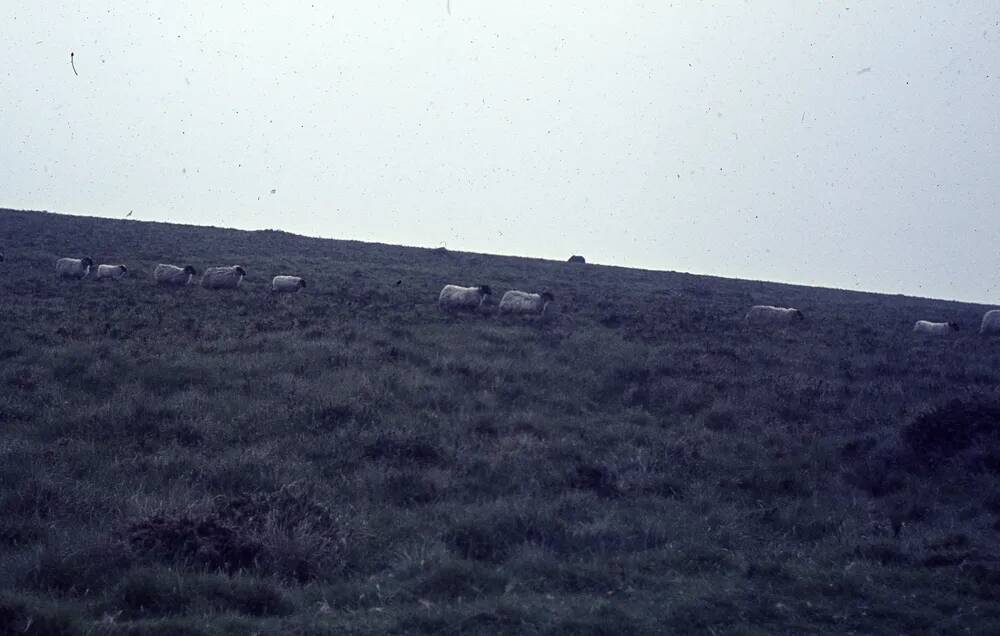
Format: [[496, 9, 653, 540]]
[[3, 2, 999, 302]]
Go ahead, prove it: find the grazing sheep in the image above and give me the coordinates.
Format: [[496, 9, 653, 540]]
[[438, 284, 492, 311], [499, 290, 555, 316], [95, 264, 128, 280], [913, 320, 959, 335], [980, 310, 1000, 335], [56, 257, 93, 279], [745, 305, 804, 324], [568, 255, 586, 264], [154, 264, 198, 286], [201, 266, 246, 289], [272, 275, 306, 293]]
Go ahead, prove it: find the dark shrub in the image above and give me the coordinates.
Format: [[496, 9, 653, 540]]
[[902, 399, 1000, 468], [444, 511, 568, 562], [125, 515, 262, 573], [0, 594, 80, 635], [570, 464, 620, 498], [363, 434, 444, 465]]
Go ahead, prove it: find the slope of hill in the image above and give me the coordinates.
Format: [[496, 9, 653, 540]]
[[1, 208, 999, 634]]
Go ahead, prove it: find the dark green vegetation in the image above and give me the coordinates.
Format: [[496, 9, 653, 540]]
[[2, 208, 1000, 635]]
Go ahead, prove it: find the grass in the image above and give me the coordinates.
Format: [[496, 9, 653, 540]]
[[2, 207, 1000, 634]]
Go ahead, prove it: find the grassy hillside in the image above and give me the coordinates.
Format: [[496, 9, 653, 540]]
[[2, 208, 999, 635]]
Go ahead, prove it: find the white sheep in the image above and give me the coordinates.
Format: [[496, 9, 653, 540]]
[[272, 275, 306, 293], [56, 257, 93, 279], [980, 310, 1000, 335], [745, 305, 804, 324], [913, 320, 959, 335], [95, 264, 128, 280], [201, 266, 246, 289], [499, 290, 555, 316], [438, 284, 492, 311], [154, 264, 198, 286]]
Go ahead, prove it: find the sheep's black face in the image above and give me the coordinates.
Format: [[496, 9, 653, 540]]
[[0, 253, 4, 262], [541, 291, 556, 302], [120, 265, 128, 274], [184, 266, 197, 275], [235, 266, 246, 276], [479, 285, 493, 296], [794, 310, 805, 320], [82, 257, 94, 268], [950, 322, 960, 331], [299, 278, 307, 288]]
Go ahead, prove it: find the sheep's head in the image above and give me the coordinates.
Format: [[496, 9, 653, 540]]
[[949, 322, 960, 331], [793, 309, 805, 320], [184, 265, 197, 276], [235, 266, 246, 277], [541, 291, 556, 302], [119, 265, 128, 274], [478, 285, 493, 296], [81, 257, 94, 268], [298, 278, 307, 288], [0, 251, 5, 262]]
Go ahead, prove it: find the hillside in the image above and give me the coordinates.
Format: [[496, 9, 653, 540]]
[[2, 208, 999, 635]]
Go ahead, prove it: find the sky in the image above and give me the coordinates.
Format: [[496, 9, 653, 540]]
[[3, 1, 999, 302]]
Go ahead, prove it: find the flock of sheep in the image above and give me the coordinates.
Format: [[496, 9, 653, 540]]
[[32, 255, 1000, 332], [47, 256, 554, 317], [53, 257, 305, 293]]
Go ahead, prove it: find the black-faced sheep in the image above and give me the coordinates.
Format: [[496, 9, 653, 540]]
[[56, 257, 93, 279]]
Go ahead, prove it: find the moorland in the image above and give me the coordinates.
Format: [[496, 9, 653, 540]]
[[2, 208, 1000, 634]]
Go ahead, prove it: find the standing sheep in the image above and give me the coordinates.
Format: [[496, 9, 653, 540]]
[[272, 275, 306, 293], [499, 290, 555, 316], [913, 320, 959, 335], [154, 264, 198, 286], [438, 284, 492, 311], [568, 255, 586, 264], [56, 257, 93, 279], [201, 266, 246, 290], [745, 305, 804, 324], [980, 310, 1000, 335], [95, 264, 128, 280]]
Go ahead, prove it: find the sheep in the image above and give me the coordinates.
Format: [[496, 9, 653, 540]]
[[56, 257, 93, 279], [913, 320, 959, 335], [499, 290, 555, 316], [201, 266, 246, 289], [154, 264, 198, 286], [95, 264, 128, 280], [980, 310, 1000, 335], [568, 255, 586, 264], [745, 305, 804, 324], [438, 284, 492, 311], [272, 275, 306, 293]]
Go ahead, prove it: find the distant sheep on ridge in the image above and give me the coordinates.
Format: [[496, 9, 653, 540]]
[[745, 305, 804, 324], [499, 290, 555, 316], [980, 310, 1000, 335], [154, 264, 198, 286], [913, 320, 958, 335], [272, 275, 306, 293], [95, 264, 128, 280], [56, 257, 93, 279], [568, 255, 586, 264], [439, 284, 492, 311], [201, 266, 246, 290]]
